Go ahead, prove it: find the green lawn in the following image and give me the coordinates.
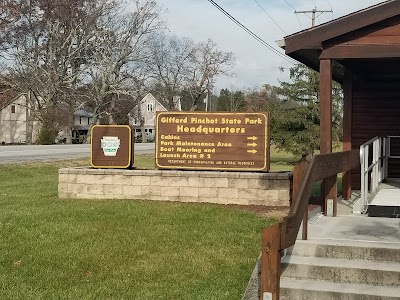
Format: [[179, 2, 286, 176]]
[[269, 146, 343, 196], [269, 145, 298, 172], [0, 146, 336, 299], [0, 159, 274, 300]]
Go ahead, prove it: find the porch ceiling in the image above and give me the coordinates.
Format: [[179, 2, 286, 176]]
[[342, 58, 400, 82]]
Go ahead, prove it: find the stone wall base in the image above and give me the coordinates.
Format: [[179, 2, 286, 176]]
[[58, 168, 292, 207]]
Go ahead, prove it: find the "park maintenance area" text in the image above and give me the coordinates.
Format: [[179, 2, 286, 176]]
[[155, 112, 270, 171]]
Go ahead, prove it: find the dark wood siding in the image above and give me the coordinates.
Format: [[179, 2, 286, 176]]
[[351, 76, 400, 189]]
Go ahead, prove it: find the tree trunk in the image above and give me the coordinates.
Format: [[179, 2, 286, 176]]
[[109, 94, 115, 124], [84, 115, 99, 144], [140, 121, 147, 143], [135, 94, 147, 143], [66, 127, 72, 144], [25, 92, 34, 144]]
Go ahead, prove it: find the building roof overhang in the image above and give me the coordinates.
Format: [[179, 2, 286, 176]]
[[283, 0, 400, 83]]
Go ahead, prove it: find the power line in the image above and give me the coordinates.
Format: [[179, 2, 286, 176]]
[[311, 0, 317, 9], [326, 0, 334, 20], [282, 0, 296, 11], [207, 0, 295, 64], [207, 0, 297, 65], [253, 0, 287, 35], [281, 0, 302, 31], [296, 13, 303, 30]]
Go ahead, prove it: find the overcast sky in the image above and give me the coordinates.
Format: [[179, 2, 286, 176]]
[[161, 0, 385, 92]]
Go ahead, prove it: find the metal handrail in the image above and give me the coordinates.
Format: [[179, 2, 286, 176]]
[[356, 136, 386, 214], [386, 136, 400, 180], [387, 136, 400, 159]]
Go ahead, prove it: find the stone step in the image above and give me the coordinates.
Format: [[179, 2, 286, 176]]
[[280, 278, 400, 300], [288, 238, 400, 263], [281, 255, 400, 286]]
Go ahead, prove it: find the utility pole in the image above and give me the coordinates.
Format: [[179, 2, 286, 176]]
[[295, 7, 333, 27]]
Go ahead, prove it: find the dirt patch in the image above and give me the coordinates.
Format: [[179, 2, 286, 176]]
[[227, 204, 289, 221], [228, 204, 321, 221]]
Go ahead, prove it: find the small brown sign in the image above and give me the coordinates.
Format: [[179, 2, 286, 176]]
[[91, 125, 133, 168], [155, 112, 270, 171]]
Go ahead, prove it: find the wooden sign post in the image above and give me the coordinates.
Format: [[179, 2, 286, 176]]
[[91, 125, 133, 168], [155, 112, 270, 171]]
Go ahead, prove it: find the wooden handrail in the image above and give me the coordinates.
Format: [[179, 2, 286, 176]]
[[283, 150, 359, 248], [260, 150, 360, 300]]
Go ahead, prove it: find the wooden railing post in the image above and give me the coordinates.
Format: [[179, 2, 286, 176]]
[[324, 175, 337, 216], [293, 161, 311, 240], [260, 223, 282, 300], [302, 209, 308, 240]]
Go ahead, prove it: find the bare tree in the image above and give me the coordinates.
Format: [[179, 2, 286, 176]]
[[0, 0, 17, 55], [0, 0, 115, 143], [146, 34, 195, 110], [0, 0, 163, 143], [1, 0, 234, 146], [185, 39, 234, 111], [147, 35, 234, 111], [84, 0, 162, 130]]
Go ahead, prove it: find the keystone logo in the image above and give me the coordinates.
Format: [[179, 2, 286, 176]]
[[100, 136, 120, 157]]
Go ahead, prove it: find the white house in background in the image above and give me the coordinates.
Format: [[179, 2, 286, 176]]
[[128, 93, 181, 141], [0, 93, 95, 144], [0, 94, 39, 144], [71, 109, 94, 143]]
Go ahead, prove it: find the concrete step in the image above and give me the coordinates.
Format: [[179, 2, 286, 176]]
[[288, 238, 400, 263], [280, 278, 400, 300], [281, 239, 400, 299], [281, 255, 400, 286], [242, 224, 400, 300]]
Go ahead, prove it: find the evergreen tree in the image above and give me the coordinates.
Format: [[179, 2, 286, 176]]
[[217, 88, 246, 112], [271, 64, 343, 160]]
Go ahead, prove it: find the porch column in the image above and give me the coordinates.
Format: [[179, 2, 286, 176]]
[[320, 59, 337, 216], [342, 70, 353, 200]]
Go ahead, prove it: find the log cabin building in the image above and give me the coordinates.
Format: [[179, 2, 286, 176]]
[[282, 0, 400, 203]]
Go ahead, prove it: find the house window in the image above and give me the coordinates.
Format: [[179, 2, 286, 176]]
[[79, 117, 82, 125], [147, 103, 154, 112], [11, 105, 16, 113], [88, 117, 90, 125]]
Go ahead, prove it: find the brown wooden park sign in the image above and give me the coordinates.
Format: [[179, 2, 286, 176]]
[[91, 125, 133, 168], [155, 112, 270, 171]]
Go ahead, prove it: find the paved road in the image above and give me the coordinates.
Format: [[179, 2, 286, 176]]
[[0, 143, 155, 164]]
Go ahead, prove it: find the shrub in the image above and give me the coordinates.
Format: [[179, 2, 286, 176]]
[[38, 126, 58, 145]]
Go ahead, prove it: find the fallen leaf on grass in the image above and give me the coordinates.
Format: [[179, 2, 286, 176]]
[[13, 260, 22, 267], [84, 271, 93, 277]]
